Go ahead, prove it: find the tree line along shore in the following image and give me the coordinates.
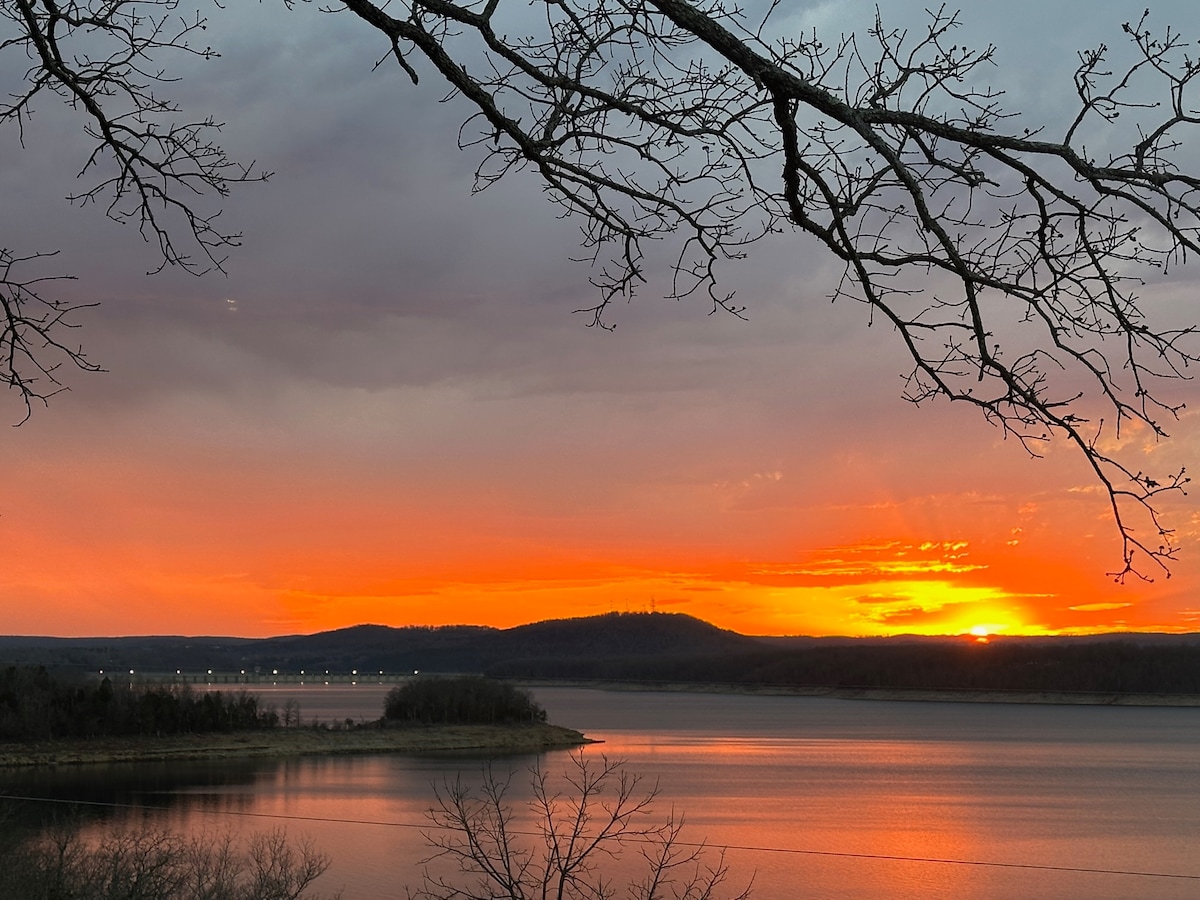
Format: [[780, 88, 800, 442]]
[[7, 638, 1200, 768], [526, 678, 1200, 706], [484, 632, 1200, 696], [0, 667, 589, 767], [7, 614, 1200, 698]]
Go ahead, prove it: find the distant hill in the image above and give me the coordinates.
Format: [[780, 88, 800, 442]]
[[258, 623, 500, 672], [4, 613, 1200, 694], [498, 612, 758, 657], [0, 612, 757, 674]]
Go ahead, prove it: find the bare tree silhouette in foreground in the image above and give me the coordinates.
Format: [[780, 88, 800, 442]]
[[411, 752, 752, 900], [0, 822, 338, 900], [4, 1, 1200, 577]]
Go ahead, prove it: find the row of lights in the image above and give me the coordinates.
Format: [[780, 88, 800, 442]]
[[100, 668, 420, 676]]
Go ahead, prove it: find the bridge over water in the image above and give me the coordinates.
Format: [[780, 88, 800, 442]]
[[111, 671, 427, 686]]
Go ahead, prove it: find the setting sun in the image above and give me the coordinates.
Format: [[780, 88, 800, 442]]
[[968, 624, 994, 644], [4, 3, 1200, 899]]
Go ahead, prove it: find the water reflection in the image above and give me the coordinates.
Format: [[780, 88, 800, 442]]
[[3, 687, 1200, 899]]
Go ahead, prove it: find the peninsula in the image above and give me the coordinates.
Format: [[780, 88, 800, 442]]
[[0, 723, 592, 768]]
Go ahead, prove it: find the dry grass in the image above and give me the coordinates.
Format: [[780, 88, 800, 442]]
[[0, 724, 593, 768]]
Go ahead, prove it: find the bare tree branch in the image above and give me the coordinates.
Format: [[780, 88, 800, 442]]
[[412, 752, 751, 900], [0, 247, 101, 423], [2, 0, 272, 417], [5, 0, 1200, 579], [0, 822, 338, 900], [2, 0, 270, 275], [334, 0, 1200, 580]]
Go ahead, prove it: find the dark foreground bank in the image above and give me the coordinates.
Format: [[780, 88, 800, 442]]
[[0, 723, 592, 767]]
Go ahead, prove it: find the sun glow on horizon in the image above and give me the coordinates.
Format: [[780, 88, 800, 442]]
[[1, 461, 1185, 637], [967, 623, 1005, 643]]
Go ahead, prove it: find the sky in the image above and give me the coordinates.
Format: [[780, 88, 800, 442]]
[[3, 0, 1200, 638]]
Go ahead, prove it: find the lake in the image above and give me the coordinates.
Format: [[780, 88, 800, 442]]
[[3, 685, 1199, 899]]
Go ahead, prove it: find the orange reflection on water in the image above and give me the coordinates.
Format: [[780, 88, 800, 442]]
[[617, 737, 1042, 899]]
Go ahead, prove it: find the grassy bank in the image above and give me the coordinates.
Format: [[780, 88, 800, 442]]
[[0, 723, 592, 768]]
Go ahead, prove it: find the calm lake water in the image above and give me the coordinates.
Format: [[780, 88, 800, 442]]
[[4, 686, 1200, 899]]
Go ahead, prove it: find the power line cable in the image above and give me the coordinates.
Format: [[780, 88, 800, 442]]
[[4, 793, 1198, 882]]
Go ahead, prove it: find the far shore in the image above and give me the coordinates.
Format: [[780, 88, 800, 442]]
[[518, 678, 1200, 707], [0, 723, 593, 768]]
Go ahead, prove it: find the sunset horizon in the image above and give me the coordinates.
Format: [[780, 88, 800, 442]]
[[6, 603, 1198, 642], [5, 3, 1200, 898]]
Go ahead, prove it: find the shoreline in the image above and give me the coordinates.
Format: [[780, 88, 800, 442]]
[[0, 723, 593, 768], [519, 678, 1200, 707]]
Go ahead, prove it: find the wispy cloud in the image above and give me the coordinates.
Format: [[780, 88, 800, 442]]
[[753, 539, 987, 581]]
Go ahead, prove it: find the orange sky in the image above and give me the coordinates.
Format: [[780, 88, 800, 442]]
[[3, 0, 1199, 640], [4, 372, 1198, 638]]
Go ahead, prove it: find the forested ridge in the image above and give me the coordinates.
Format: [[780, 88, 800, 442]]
[[0, 613, 755, 673], [4, 614, 1200, 696]]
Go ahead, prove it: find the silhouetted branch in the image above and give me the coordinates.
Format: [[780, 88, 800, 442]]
[[413, 752, 751, 900], [0, 248, 100, 422], [3, 0, 270, 275], [337, 0, 1200, 579], [5, 0, 1200, 577], [0, 822, 337, 900]]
